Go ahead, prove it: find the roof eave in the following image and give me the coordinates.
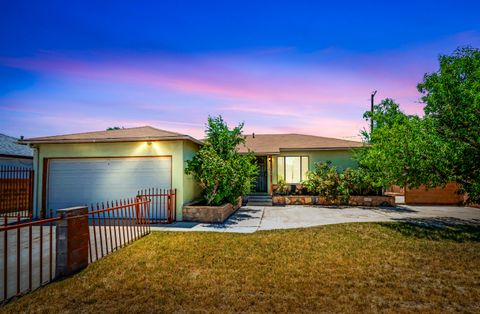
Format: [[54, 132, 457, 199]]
[[237, 151, 280, 155], [19, 135, 204, 146], [279, 147, 362, 152], [0, 153, 33, 159]]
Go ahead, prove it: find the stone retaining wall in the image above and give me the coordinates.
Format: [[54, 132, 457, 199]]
[[183, 197, 242, 223], [272, 195, 395, 207]]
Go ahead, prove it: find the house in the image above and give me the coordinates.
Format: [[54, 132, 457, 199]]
[[0, 133, 33, 168], [19, 126, 203, 219], [237, 134, 363, 194], [19, 126, 364, 220]]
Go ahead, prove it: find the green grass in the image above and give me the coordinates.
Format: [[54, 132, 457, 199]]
[[2, 222, 480, 313]]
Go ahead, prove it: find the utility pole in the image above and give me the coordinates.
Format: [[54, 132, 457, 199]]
[[370, 90, 377, 133]]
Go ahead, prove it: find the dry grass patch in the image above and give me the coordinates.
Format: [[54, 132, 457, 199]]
[[2, 222, 480, 313]]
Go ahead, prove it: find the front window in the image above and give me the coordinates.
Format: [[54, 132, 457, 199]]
[[277, 156, 308, 183]]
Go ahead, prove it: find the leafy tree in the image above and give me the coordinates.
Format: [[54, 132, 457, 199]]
[[355, 99, 453, 191], [340, 167, 382, 196], [418, 46, 480, 202], [106, 126, 123, 131], [355, 47, 480, 203], [185, 116, 258, 205]]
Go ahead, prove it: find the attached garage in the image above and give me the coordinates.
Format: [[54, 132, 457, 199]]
[[20, 126, 203, 220], [46, 157, 171, 212]]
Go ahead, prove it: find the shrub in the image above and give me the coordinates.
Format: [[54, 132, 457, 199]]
[[276, 178, 289, 195], [185, 116, 258, 206], [340, 167, 383, 196], [302, 162, 349, 202], [302, 162, 383, 201]]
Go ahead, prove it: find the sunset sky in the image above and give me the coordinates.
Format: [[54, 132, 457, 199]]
[[1, 1, 479, 140]]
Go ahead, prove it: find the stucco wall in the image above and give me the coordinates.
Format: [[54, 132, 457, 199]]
[[32, 140, 199, 219], [182, 140, 202, 219], [271, 149, 357, 184]]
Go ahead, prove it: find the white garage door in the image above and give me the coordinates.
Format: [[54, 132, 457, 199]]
[[47, 157, 171, 212]]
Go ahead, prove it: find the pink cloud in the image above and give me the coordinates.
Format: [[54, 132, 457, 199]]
[[3, 31, 477, 139], [0, 51, 420, 109]]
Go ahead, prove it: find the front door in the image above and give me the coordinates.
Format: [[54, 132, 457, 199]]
[[253, 156, 267, 193]]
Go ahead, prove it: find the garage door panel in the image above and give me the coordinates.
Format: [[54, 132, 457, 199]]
[[47, 157, 171, 213]]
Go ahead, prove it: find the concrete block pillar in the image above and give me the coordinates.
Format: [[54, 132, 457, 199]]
[[56, 206, 89, 277]]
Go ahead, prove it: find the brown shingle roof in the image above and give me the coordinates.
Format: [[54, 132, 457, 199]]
[[20, 126, 202, 145], [237, 134, 363, 154]]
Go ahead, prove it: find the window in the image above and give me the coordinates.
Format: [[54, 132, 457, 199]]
[[277, 156, 309, 183]]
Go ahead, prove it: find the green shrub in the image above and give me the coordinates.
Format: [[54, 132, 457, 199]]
[[185, 116, 258, 206], [302, 162, 349, 202], [302, 162, 383, 201], [340, 167, 383, 196], [276, 178, 289, 195]]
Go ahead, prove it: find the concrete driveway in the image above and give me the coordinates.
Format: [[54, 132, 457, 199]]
[[151, 205, 480, 233]]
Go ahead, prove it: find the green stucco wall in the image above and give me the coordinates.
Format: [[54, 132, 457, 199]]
[[32, 140, 200, 219], [270, 149, 358, 186]]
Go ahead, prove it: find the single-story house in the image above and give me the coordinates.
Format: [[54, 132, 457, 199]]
[[20, 126, 203, 219], [237, 133, 363, 194], [0, 133, 33, 168], [20, 126, 363, 219]]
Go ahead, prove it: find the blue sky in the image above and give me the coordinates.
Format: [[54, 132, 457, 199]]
[[1, 1, 479, 139]]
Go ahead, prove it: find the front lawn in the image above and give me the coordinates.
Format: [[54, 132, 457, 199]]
[[3, 222, 480, 313]]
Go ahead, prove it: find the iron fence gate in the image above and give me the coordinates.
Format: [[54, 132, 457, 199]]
[[137, 188, 176, 223]]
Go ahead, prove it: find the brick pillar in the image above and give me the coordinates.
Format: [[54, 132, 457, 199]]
[[56, 206, 89, 277]]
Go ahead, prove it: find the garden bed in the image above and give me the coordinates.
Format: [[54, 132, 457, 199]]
[[182, 197, 242, 223], [272, 195, 395, 206]]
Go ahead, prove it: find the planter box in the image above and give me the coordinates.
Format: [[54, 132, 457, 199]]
[[272, 195, 395, 207], [182, 197, 242, 223]]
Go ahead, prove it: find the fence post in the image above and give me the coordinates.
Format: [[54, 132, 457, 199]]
[[56, 206, 89, 277]]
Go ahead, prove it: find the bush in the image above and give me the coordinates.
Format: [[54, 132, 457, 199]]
[[185, 116, 258, 206], [276, 178, 289, 195], [340, 167, 383, 196], [302, 162, 383, 201], [302, 162, 349, 202]]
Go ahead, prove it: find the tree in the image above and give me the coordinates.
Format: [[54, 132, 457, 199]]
[[106, 126, 123, 131], [185, 116, 258, 205], [354, 99, 454, 191], [418, 46, 480, 202], [356, 47, 480, 203]]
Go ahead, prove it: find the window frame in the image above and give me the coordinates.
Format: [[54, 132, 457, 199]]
[[277, 156, 309, 184]]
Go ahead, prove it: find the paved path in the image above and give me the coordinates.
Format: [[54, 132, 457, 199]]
[[151, 205, 480, 233]]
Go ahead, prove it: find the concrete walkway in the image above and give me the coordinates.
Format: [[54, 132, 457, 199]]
[[150, 205, 480, 233]]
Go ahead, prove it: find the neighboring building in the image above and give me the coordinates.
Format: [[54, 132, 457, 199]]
[[405, 183, 466, 205], [0, 133, 33, 168], [19, 126, 202, 219], [237, 133, 363, 194]]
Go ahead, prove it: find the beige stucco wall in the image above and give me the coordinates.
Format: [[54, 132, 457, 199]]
[[32, 140, 200, 219]]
